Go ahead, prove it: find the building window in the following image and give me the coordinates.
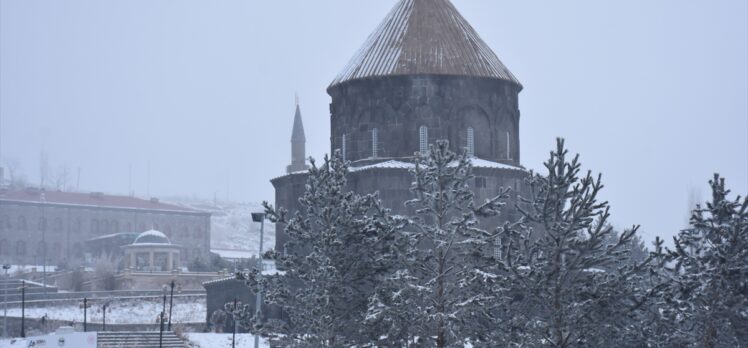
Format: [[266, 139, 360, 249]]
[[506, 131, 512, 160], [38, 217, 47, 231], [475, 177, 487, 188], [91, 219, 99, 234], [16, 241, 26, 256], [341, 134, 347, 161], [0, 239, 7, 256], [419, 126, 428, 154], [372, 128, 379, 158], [36, 241, 46, 257], [467, 127, 475, 157], [54, 218, 63, 231], [493, 235, 502, 259], [18, 216, 27, 231]]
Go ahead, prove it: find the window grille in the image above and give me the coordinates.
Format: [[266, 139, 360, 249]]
[[506, 131, 511, 160], [342, 134, 347, 161], [467, 127, 475, 156], [419, 126, 428, 154]]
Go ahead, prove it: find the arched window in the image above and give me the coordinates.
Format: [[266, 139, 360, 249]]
[[18, 216, 27, 231], [36, 241, 46, 257], [372, 128, 379, 158], [419, 126, 428, 154], [467, 127, 475, 157], [341, 134, 347, 161], [16, 241, 26, 256]]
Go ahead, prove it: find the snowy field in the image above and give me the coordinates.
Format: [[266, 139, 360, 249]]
[[185, 333, 270, 348], [5, 297, 205, 324]]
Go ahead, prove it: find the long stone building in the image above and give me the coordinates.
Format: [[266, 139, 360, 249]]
[[272, 0, 529, 253], [0, 188, 211, 267]]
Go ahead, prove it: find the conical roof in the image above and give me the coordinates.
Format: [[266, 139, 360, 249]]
[[330, 0, 521, 88], [291, 104, 306, 142]]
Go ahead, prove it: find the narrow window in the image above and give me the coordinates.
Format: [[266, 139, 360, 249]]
[[475, 177, 487, 188], [467, 127, 475, 157], [341, 134, 347, 161], [506, 131, 512, 160], [493, 235, 502, 259], [372, 128, 379, 158], [419, 126, 428, 154]]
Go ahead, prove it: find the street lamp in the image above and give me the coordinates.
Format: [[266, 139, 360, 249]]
[[2, 264, 10, 338], [80, 298, 90, 332], [159, 286, 167, 347], [19, 280, 26, 338], [102, 298, 112, 332], [167, 280, 177, 331], [250, 212, 265, 348]]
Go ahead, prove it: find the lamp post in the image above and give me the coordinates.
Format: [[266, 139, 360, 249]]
[[20, 281, 26, 338], [80, 298, 89, 332], [167, 280, 175, 331], [2, 264, 10, 338], [159, 289, 166, 348], [250, 212, 265, 348], [102, 298, 112, 332], [231, 298, 238, 348]]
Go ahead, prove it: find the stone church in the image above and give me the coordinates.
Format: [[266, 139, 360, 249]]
[[272, 0, 529, 252]]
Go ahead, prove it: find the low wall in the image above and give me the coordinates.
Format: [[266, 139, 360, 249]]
[[3, 316, 207, 337]]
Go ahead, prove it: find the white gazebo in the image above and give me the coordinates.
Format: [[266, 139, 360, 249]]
[[122, 230, 181, 272]]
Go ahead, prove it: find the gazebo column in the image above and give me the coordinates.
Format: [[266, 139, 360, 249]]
[[130, 252, 135, 269], [168, 252, 174, 271], [149, 251, 155, 270]]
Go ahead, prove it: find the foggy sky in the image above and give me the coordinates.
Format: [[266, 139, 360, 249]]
[[1, 0, 746, 245]]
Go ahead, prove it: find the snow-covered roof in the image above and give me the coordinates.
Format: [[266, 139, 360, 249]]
[[212, 249, 255, 260], [133, 230, 171, 245], [330, 0, 521, 88], [349, 158, 526, 172]]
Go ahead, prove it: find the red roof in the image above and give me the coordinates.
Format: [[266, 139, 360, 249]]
[[0, 189, 205, 214]]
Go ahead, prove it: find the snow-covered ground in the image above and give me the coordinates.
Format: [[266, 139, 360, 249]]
[[5, 297, 205, 324], [164, 198, 276, 257], [185, 333, 270, 348]]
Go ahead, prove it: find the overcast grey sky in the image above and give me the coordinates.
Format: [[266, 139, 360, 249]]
[[1, 0, 746, 245]]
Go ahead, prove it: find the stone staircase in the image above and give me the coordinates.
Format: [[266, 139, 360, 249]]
[[97, 331, 186, 348]]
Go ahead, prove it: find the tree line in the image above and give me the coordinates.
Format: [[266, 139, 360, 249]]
[[229, 139, 746, 348]]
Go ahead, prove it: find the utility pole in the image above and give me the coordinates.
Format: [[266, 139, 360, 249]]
[[251, 213, 265, 348], [2, 264, 9, 338], [41, 190, 47, 299]]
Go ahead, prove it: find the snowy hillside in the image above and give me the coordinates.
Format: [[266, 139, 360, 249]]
[[163, 197, 276, 257]]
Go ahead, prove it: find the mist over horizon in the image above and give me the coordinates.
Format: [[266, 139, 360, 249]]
[[2, 0, 746, 246]]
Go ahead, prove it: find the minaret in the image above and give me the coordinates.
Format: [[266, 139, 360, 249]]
[[287, 96, 309, 173]]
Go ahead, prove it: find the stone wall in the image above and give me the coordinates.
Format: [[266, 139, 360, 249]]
[[328, 75, 521, 165]]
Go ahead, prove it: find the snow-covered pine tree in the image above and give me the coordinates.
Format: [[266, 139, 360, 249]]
[[242, 152, 406, 347], [495, 138, 657, 347], [666, 174, 748, 347], [372, 140, 507, 348]]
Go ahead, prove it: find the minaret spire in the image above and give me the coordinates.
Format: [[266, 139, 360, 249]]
[[287, 96, 309, 173]]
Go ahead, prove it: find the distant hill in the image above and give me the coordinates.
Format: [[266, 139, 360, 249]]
[[164, 197, 276, 257]]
